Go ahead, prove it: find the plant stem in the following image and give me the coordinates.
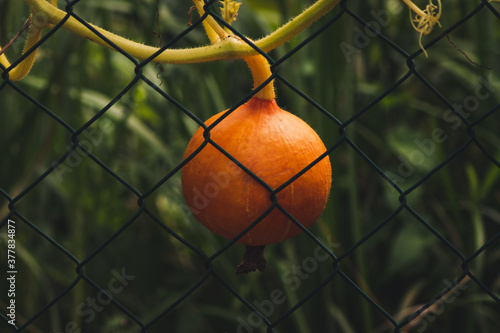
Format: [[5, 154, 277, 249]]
[[0, 18, 31, 57], [244, 55, 275, 101], [193, 0, 275, 101], [401, 0, 426, 17], [0, 15, 43, 81], [4, 0, 340, 81], [255, 0, 340, 53], [193, 0, 228, 44], [19, 0, 339, 66]]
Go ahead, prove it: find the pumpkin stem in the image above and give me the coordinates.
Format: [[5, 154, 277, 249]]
[[192, 0, 275, 101], [244, 55, 276, 101], [236, 245, 267, 274]]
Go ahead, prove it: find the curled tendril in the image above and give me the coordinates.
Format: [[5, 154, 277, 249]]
[[410, 0, 442, 35], [404, 0, 442, 57]]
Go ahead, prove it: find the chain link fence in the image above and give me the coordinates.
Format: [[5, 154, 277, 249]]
[[1, 0, 500, 332]]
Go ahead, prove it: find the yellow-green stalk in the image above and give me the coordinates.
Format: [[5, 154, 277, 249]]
[[1, 0, 341, 81]]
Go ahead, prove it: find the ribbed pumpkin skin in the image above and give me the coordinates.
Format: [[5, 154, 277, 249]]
[[181, 98, 332, 246]]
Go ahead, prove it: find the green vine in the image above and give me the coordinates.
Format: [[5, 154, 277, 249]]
[[1, 0, 341, 81], [1, 0, 445, 81]]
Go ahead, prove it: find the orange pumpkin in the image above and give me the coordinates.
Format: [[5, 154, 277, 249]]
[[181, 97, 332, 247]]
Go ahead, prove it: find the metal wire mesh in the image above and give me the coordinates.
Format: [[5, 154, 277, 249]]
[[1, 0, 500, 332]]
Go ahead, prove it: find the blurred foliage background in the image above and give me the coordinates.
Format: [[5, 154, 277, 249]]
[[1, 0, 500, 332]]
